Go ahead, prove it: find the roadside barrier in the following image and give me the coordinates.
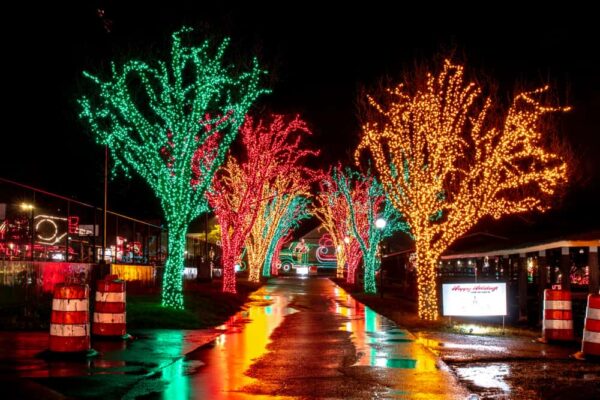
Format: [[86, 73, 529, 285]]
[[537, 289, 574, 343], [49, 283, 91, 352], [92, 274, 127, 337], [573, 294, 600, 360]]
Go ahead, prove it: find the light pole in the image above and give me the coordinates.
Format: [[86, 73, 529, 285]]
[[21, 203, 34, 261], [102, 144, 108, 265], [375, 218, 386, 298]]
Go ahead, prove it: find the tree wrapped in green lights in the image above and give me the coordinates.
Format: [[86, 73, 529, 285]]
[[334, 168, 409, 293], [78, 28, 268, 309]]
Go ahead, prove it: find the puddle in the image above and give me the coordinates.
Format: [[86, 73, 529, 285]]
[[331, 286, 420, 369], [454, 363, 511, 392]]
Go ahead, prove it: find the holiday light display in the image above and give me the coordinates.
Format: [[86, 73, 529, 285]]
[[356, 60, 568, 319], [270, 232, 292, 276], [78, 28, 268, 308], [209, 115, 317, 291], [314, 171, 346, 278], [335, 168, 408, 293], [246, 175, 308, 282], [259, 195, 311, 278], [314, 168, 362, 280]]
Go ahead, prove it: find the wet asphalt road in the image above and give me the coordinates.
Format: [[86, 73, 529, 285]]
[[3, 277, 469, 399], [145, 277, 467, 399]]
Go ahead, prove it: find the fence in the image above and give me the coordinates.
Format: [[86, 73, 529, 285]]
[[0, 177, 166, 265]]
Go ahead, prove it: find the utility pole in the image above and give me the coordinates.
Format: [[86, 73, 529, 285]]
[[102, 144, 108, 265]]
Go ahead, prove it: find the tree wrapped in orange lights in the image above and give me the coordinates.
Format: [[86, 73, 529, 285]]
[[314, 168, 362, 281], [356, 60, 569, 320], [208, 114, 316, 292]]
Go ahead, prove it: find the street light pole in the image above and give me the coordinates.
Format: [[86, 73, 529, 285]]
[[21, 203, 34, 261], [30, 206, 34, 262], [379, 244, 384, 299], [102, 144, 108, 264], [375, 218, 386, 299]]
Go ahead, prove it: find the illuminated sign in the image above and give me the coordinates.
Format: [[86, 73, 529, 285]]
[[36, 216, 67, 245], [35, 215, 94, 245], [442, 283, 507, 316]]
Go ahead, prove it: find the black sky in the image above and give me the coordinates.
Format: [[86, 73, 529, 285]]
[[2, 2, 599, 231]]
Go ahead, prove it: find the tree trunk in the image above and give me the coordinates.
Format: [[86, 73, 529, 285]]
[[347, 257, 359, 284], [222, 245, 237, 294], [415, 244, 439, 320], [336, 250, 346, 279], [363, 249, 379, 294], [248, 260, 261, 282], [161, 223, 187, 309]]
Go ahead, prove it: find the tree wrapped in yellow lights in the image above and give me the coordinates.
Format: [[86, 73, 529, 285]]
[[245, 172, 312, 282], [356, 60, 568, 320], [313, 169, 350, 278], [314, 167, 365, 281]]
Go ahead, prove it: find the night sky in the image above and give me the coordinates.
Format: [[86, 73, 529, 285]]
[[2, 2, 599, 234]]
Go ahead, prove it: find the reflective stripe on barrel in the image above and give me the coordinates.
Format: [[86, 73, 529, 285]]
[[542, 289, 574, 341], [93, 313, 126, 324], [49, 283, 90, 352], [581, 294, 600, 356], [92, 275, 126, 336]]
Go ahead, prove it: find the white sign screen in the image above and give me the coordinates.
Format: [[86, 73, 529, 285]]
[[442, 283, 507, 316]]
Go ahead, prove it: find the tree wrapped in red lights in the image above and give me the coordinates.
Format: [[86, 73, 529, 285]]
[[356, 60, 569, 320], [78, 28, 267, 309], [334, 168, 409, 293], [314, 168, 362, 281], [343, 231, 363, 285], [208, 115, 316, 292]]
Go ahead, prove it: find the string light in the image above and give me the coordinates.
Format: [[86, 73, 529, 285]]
[[356, 60, 568, 319], [78, 27, 268, 309], [256, 195, 311, 279], [208, 115, 317, 291], [314, 167, 362, 280], [334, 168, 409, 293], [246, 175, 311, 282]]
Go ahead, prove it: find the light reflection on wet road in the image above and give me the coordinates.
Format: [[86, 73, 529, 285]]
[[147, 277, 466, 399], [331, 285, 437, 371], [162, 286, 297, 399]]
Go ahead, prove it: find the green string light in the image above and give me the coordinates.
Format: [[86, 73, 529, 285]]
[[78, 27, 268, 309]]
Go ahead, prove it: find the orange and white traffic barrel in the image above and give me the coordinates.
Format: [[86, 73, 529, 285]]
[[49, 283, 91, 352], [92, 274, 127, 337], [538, 289, 574, 343], [573, 294, 600, 360]]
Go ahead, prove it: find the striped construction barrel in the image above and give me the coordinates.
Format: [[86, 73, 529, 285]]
[[540, 289, 574, 342], [92, 274, 126, 336], [49, 283, 90, 352], [581, 294, 600, 357]]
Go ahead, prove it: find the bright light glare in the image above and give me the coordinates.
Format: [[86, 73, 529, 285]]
[[375, 218, 386, 229], [296, 266, 308, 275]]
